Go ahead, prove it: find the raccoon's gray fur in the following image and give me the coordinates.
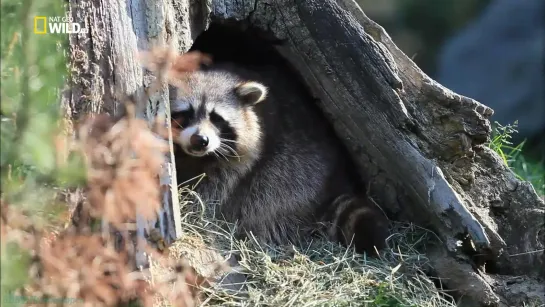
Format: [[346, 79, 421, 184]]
[[171, 62, 388, 255]]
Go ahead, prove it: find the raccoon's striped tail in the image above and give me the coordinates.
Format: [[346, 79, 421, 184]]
[[327, 194, 390, 256]]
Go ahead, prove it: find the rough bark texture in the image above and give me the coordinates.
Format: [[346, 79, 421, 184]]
[[64, 0, 544, 306], [62, 0, 188, 266]]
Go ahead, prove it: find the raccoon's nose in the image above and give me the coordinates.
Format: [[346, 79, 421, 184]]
[[189, 134, 209, 151]]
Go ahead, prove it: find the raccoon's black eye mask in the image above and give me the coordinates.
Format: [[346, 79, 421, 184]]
[[171, 107, 194, 128], [209, 110, 226, 127]]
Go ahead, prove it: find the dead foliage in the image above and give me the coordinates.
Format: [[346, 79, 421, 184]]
[[2, 203, 211, 307], [77, 109, 168, 227], [138, 47, 212, 91], [1, 49, 216, 306]]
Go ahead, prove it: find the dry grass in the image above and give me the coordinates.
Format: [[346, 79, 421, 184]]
[[150, 186, 458, 307]]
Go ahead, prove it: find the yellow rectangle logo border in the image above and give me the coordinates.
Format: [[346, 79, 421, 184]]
[[34, 16, 47, 34]]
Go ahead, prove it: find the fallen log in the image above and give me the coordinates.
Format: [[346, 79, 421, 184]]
[[63, 0, 544, 305]]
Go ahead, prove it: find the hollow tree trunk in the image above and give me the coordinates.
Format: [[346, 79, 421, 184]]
[[64, 0, 544, 306]]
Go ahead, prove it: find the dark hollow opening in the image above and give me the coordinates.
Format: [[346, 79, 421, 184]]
[[189, 23, 287, 69]]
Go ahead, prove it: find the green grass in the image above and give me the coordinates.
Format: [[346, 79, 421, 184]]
[[488, 121, 545, 196]]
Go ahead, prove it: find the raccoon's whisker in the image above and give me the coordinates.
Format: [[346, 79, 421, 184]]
[[220, 143, 241, 157], [217, 148, 242, 164], [210, 149, 227, 162], [214, 148, 230, 162], [217, 147, 235, 159], [220, 138, 240, 144], [220, 144, 243, 160]]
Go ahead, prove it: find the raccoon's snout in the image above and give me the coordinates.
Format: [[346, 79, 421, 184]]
[[178, 125, 219, 157], [189, 134, 209, 151]]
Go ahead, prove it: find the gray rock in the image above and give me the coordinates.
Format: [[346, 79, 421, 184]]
[[437, 0, 545, 142]]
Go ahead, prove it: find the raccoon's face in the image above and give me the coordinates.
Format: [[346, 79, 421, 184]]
[[171, 72, 267, 161]]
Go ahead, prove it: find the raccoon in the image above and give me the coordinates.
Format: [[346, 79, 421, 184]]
[[171, 62, 389, 255]]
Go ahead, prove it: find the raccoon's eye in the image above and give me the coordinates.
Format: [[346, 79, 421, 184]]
[[171, 108, 194, 128], [209, 111, 226, 127]]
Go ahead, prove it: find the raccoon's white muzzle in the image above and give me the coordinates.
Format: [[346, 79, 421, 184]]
[[177, 124, 221, 157]]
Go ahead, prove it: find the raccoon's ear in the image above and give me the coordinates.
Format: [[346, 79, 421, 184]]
[[235, 81, 268, 106]]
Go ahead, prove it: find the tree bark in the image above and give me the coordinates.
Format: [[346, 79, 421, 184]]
[[64, 0, 544, 306], [63, 0, 187, 266]]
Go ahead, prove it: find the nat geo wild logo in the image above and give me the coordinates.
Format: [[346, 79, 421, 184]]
[[33, 15, 87, 34]]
